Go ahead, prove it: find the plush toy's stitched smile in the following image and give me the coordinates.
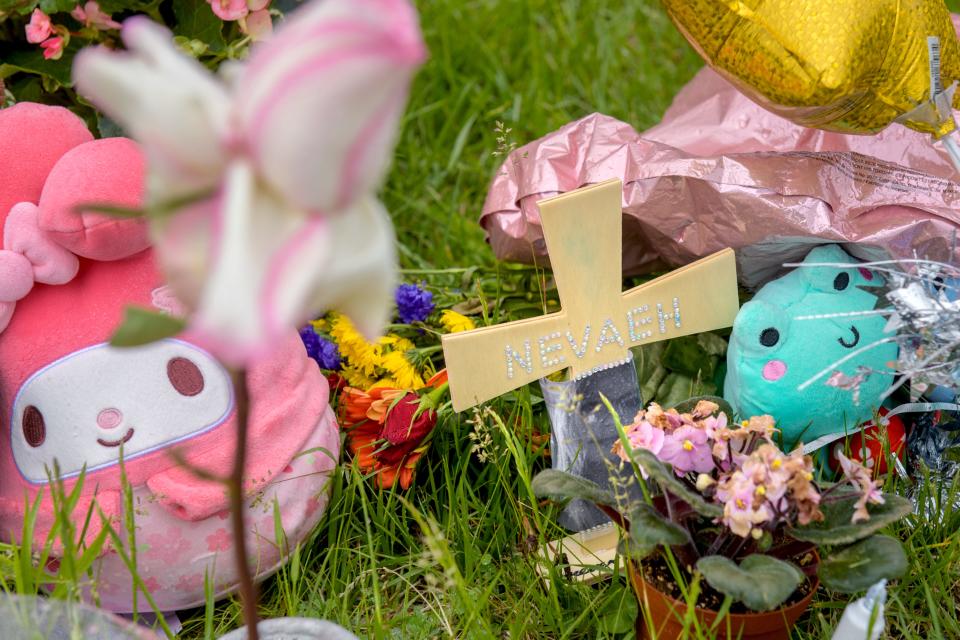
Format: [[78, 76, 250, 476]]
[[838, 326, 860, 349], [97, 428, 134, 448]]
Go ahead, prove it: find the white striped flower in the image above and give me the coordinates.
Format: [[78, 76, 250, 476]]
[[73, 0, 425, 364]]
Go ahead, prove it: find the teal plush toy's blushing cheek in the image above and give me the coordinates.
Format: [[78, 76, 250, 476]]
[[762, 359, 787, 381]]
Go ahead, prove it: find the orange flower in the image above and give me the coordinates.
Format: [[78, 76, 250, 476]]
[[376, 450, 423, 489], [338, 385, 404, 427], [340, 370, 448, 490], [425, 369, 448, 388]]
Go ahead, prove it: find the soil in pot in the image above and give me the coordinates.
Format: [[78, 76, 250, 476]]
[[630, 550, 819, 640]]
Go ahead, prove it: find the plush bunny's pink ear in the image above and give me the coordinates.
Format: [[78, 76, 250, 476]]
[[39, 137, 149, 261], [0, 103, 93, 233]]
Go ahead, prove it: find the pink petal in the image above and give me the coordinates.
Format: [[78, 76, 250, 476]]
[[73, 17, 230, 199], [243, 9, 273, 41], [40, 36, 65, 60], [208, 0, 248, 21], [235, 0, 426, 213], [25, 9, 52, 44]]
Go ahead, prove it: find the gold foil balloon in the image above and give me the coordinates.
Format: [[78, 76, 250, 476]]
[[662, 0, 960, 138]]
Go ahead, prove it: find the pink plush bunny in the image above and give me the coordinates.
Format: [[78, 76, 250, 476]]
[[0, 102, 339, 612]]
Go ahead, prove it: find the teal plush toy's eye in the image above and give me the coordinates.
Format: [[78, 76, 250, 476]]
[[759, 327, 780, 347], [833, 272, 849, 291]]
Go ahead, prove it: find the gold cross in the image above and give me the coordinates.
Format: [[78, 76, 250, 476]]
[[442, 179, 739, 411]]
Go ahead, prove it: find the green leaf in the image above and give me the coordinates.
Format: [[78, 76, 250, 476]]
[[38, 0, 73, 12], [0, 46, 74, 86], [819, 535, 908, 593], [171, 0, 225, 53], [97, 113, 125, 138], [656, 373, 717, 410], [787, 491, 913, 545], [696, 332, 728, 357], [697, 554, 803, 612], [98, 0, 159, 13], [632, 342, 667, 402], [597, 581, 638, 634], [662, 335, 715, 378], [670, 395, 735, 420], [627, 502, 688, 548], [617, 536, 655, 562], [531, 469, 617, 507], [110, 306, 186, 347], [628, 448, 723, 518]]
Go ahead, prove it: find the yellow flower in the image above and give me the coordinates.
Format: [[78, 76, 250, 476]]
[[330, 313, 382, 375], [341, 364, 378, 389], [381, 349, 424, 390], [310, 318, 329, 332], [440, 310, 475, 333]]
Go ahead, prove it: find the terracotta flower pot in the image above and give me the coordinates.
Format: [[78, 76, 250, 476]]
[[628, 552, 819, 640]]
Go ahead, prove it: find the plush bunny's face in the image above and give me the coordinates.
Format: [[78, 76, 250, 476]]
[[11, 339, 233, 483], [724, 245, 899, 448]]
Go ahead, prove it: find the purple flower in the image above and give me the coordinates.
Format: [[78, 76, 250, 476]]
[[658, 425, 714, 475], [299, 326, 341, 370], [395, 283, 434, 324]]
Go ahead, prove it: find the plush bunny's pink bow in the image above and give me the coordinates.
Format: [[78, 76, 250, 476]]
[[0, 203, 79, 332]]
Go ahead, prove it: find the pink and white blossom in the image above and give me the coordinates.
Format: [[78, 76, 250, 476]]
[[74, 0, 427, 364]]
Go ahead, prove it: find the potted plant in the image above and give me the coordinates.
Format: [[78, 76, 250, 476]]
[[533, 398, 913, 640]]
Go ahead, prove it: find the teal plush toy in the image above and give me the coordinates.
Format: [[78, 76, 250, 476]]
[[724, 245, 898, 450]]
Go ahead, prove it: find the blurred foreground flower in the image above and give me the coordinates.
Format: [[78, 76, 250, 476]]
[[73, 0, 426, 364], [342, 371, 448, 489]]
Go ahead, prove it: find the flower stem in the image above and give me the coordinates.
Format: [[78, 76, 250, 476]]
[[230, 369, 259, 640]]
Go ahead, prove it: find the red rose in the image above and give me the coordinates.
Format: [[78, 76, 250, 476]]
[[375, 393, 436, 466], [326, 372, 347, 393]]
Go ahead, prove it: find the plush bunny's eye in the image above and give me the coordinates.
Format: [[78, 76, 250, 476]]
[[759, 328, 780, 347], [167, 357, 204, 396], [833, 272, 850, 291], [23, 405, 45, 447]]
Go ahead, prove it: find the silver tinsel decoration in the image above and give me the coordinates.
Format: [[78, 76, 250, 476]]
[[789, 253, 960, 515]]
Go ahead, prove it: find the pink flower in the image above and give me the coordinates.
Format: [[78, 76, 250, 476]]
[[837, 451, 884, 523], [242, 9, 273, 41], [209, 0, 249, 21], [659, 425, 714, 475], [716, 471, 772, 537], [40, 36, 65, 60], [25, 9, 52, 43], [613, 417, 666, 478], [626, 420, 665, 456], [209, 0, 269, 21], [205, 527, 232, 552], [71, 2, 122, 30]]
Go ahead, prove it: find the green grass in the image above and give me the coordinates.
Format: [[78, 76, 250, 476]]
[[5, 0, 960, 638], [191, 1, 955, 637]]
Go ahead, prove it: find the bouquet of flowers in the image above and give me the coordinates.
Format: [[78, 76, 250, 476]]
[[533, 398, 913, 613], [301, 282, 476, 489]]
